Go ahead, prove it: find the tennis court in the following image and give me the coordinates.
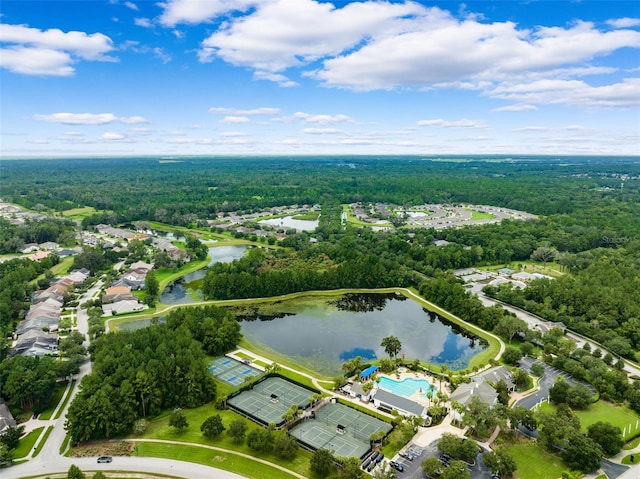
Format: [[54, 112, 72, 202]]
[[289, 421, 368, 458], [227, 376, 315, 427], [289, 402, 392, 458], [209, 356, 262, 386]]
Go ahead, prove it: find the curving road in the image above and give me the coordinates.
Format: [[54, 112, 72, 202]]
[[4, 279, 250, 479]]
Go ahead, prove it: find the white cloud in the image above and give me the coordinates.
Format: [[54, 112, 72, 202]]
[[219, 131, 247, 137], [209, 107, 280, 115], [488, 78, 640, 108], [0, 23, 115, 75], [303, 128, 343, 134], [0, 47, 74, 76], [253, 71, 298, 87], [124, 1, 139, 11], [606, 18, 640, 28], [294, 112, 353, 124], [220, 116, 250, 123], [134, 17, 153, 28], [314, 18, 640, 90], [198, 0, 425, 70], [33, 113, 149, 125], [417, 118, 488, 129], [101, 132, 126, 140], [158, 0, 257, 27], [119, 116, 150, 124], [492, 104, 538, 112]]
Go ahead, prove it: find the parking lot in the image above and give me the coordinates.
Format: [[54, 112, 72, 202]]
[[386, 441, 494, 479]]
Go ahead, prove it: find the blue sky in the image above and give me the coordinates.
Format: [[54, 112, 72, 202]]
[[1, 0, 639, 157]]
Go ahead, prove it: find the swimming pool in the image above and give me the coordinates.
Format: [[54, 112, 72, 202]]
[[377, 376, 436, 398]]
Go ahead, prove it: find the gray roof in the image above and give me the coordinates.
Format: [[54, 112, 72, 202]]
[[0, 401, 16, 433], [472, 366, 514, 389], [449, 381, 498, 407], [373, 389, 427, 416]]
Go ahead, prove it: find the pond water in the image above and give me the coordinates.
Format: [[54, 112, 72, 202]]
[[159, 245, 248, 305], [258, 216, 319, 232], [237, 293, 486, 376]]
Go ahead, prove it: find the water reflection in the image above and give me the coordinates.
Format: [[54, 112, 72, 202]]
[[159, 245, 248, 305], [237, 293, 487, 376]]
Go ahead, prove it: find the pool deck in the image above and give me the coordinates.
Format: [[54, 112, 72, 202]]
[[377, 369, 451, 406]]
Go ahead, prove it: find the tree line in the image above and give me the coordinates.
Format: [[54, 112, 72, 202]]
[[65, 305, 240, 442]]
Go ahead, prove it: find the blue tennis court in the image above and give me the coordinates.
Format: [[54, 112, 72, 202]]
[[209, 356, 262, 386]]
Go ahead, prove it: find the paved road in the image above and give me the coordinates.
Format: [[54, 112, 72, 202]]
[[3, 280, 249, 479], [1, 456, 246, 479], [468, 284, 640, 378]]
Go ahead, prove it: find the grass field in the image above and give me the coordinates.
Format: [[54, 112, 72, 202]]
[[467, 209, 496, 220], [54, 380, 76, 420], [501, 439, 566, 479], [135, 402, 311, 477], [483, 260, 565, 278], [38, 383, 67, 420], [537, 400, 640, 439], [14, 427, 44, 459], [135, 442, 302, 479], [61, 206, 98, 218]]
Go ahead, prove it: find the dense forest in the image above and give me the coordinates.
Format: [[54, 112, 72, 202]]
[[2, 156, 638, 228], [65, 306, 239, 442], [2, 156, 639, 360]]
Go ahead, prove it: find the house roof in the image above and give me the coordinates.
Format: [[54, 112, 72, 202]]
[[373, 389, 427, 416], [449, 381, 498, 407], [105, 285, 131, 295], [0, 401, 16, 433], [472, 366, 514, 389]]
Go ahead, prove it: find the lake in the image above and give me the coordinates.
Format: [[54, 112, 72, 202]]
[[235, 293, 486, 376], [159, 245, 248, 304], [258, 216, 319, 232]]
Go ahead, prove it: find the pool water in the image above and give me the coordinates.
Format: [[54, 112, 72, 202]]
[[377, 376, 436, 398]]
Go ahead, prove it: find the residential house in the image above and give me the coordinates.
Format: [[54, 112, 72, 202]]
[[39, 241, 60, 250], [10, 330, 58, 357], [32, 250, 51, 261], [102, 299, 147, 315], [20, 243, 39, 253], [449, 381, 498, 421], [0, 400, 16, 434], [472, 366, 515, 391]]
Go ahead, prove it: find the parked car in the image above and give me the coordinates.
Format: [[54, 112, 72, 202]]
[[97, 456, 112, 463], [389, 460, 404, 472]]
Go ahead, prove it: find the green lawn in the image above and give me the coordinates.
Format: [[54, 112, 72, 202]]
[[14, 427, 44, 459], [466, 209, 496, 221], [33, 427, 53, 457], [38, 383, 67, 420], [483, 260, 565, 278], [135, 442, 303, 479], [135, 403, 311, 477], [501, 440, 566, 479], [61, 206, 98, 218], [537, 400, 640, 439], [54, 380, 77, 420]]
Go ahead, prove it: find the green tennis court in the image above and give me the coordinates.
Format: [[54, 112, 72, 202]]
[[289, 402, 392, 458], [227, 376, 314, 426]]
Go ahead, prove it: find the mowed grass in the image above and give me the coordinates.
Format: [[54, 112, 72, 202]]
[[14, 427, 44, 459], [135, 400, 311, 477], [61, 206, 98, 218], [135, 442, 301, 479], [537, 400, 640, 439], [502, 440, 565, 479], [467, 209, 495, 220]]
